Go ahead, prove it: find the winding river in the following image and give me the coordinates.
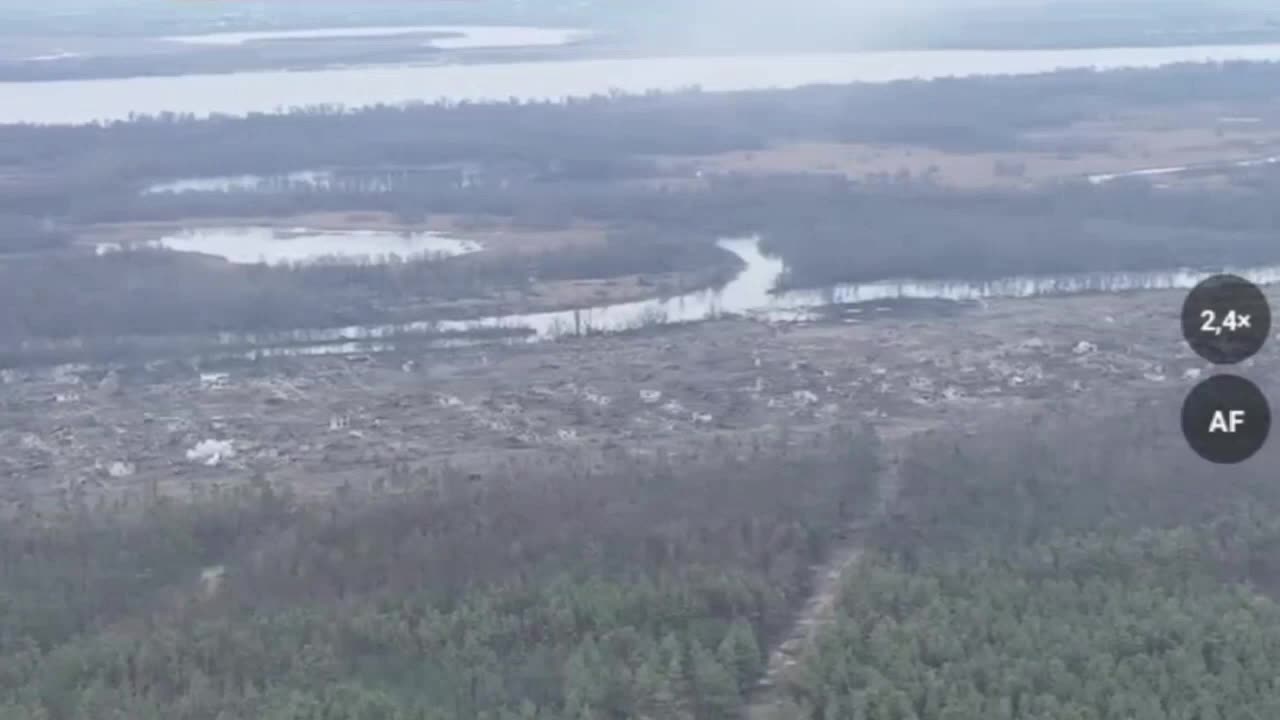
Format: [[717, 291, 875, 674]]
[[219, 237, 1280, 359]]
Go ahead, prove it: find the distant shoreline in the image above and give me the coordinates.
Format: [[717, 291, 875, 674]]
[[4, 23, 1280, 83], [7, 42, 1280, 125]]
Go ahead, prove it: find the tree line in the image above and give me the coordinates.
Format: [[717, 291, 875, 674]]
[[0, 426, 881, 719], [7, 61, 1280, 357], [773, 397, 1280, 719]]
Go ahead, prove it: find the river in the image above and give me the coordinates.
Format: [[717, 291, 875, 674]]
[[1088, 154, 1280, 184], [215, 238, 1280, 359], [19, 236, 1280, 365], [7, 43, 1280, 125]]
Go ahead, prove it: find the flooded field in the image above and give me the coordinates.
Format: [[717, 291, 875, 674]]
[[143, 171, 334, 195], [95, 227, 483, 265], [140, 168, 470, 195]]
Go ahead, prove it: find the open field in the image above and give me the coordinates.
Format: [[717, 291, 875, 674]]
[[1, 285, 1259, 506], [656, 104, 1280, 188]]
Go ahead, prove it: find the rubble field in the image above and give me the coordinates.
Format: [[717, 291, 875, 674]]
[[1, 286, 1271, 504]]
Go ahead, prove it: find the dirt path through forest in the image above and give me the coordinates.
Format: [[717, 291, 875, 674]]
[[743, 448, 903, 719]]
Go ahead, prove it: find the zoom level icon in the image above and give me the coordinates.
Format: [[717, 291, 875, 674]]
[[1181, 274, 1271, 365]]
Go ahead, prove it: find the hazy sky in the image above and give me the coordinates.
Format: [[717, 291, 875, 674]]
[[622, 0, 1280, 49], [0, 0, 1274, 45]]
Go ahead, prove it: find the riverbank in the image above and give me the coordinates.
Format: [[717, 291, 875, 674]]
[[12, 231, 1280, 369]]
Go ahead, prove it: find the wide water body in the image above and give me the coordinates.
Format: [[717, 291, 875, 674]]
[[161, 25, 589, 49], [7, 43, 1280, 124]]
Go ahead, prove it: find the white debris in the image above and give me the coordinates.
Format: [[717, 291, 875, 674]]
[[639, 389, 663, 404], [186, 439, 236, 467], [1073, 341, 1098, 355], [792, 390, 820, 406], [1183, 368, 1203, 381], [691, 412, 714, 425], [199, 373, 230, 390], [987, 359, 1014, 377], [328, 415, 351, 431], [581, 388, 612, 407], [1019, 337, 1047, 350], [1022, 364, 1046, 382], [20, 435, 50, 452], [661, 400, 687, 415], [1143, 373, 1167, 383], [199, 565, 226, 597], [479, 418, 512, 433], [98, 371, 122, 394], [437, 394, 464, 408], [53, 392, 81, 404], [106, 461, 136, 478], [52, 366, 84, 385], [907, 376, 934, 392], [557, 428, 579, 442], [942, 386, 966, 401]]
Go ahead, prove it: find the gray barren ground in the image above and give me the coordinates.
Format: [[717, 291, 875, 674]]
[[0, 286, 1260, 506]]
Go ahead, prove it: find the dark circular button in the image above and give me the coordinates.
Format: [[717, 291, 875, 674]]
[[1181, 274, 1271, 365], [1181, 374, 1270, 464]]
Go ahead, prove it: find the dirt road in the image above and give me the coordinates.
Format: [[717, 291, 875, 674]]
[[743, 451, 902, 719]]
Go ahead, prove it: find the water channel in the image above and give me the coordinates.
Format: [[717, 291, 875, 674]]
[[219, 237, 1280, 359]]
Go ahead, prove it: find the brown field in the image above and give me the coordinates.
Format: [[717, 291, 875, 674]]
[[419, 264, 733, 320], [655, 109, 1280, 188]]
